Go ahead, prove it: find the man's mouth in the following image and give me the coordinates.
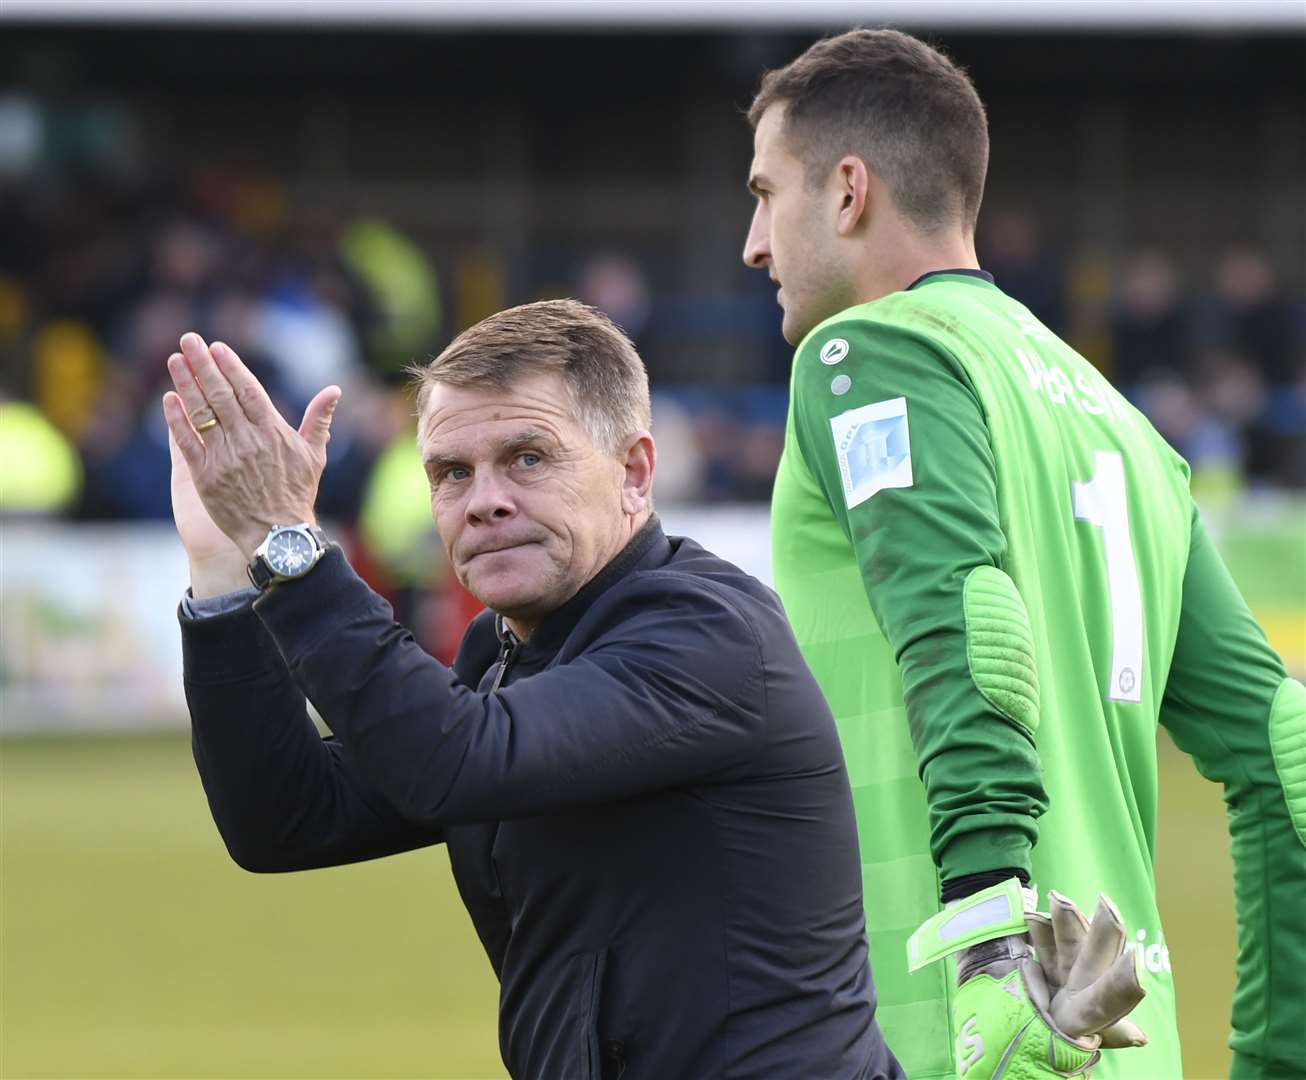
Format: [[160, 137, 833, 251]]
[[465, 540, 536, 560]]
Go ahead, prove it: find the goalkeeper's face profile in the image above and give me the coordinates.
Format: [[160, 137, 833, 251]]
[[744, 102, 859, 345], [418, 370, 654, 634]]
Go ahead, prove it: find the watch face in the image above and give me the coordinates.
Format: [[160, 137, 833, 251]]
[[267, 529, 316, 576]]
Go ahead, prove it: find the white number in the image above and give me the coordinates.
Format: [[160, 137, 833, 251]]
[[1072, 451, 1143, 703]]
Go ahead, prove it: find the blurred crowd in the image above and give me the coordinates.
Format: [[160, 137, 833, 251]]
[[4, 172, 1302, 511], [982, 210, 1306, 496], [2, 120, 1304, 653]]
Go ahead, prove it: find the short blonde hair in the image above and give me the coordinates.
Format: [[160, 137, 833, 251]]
[[412, 299, 651, 454]]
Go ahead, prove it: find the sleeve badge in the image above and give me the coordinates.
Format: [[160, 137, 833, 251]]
[[819, 337, 850, 365], [829, 396, 913, 509]]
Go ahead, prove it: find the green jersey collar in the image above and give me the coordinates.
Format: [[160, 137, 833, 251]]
[[907, 268, 995, 291], [791, 268, 998, 357]]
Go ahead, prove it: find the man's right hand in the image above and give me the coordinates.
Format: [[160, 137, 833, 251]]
[[165, 377, 249, 600]]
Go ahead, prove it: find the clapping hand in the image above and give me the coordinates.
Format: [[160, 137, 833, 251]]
[[161, 333, 341, 571]]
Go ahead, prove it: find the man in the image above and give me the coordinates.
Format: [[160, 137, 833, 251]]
[[161, 301, 903, 1079], [743, 28, 1306, 1080]]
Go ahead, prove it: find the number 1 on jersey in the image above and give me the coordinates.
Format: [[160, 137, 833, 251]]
[[1073, 451, 1144, 703]]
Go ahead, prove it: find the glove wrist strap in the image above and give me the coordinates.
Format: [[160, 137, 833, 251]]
[[907, 877, 1031, 972], [956, 931, 1029, 982]]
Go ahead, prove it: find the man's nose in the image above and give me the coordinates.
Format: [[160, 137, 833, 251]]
[[743, 206, 770, 270], [464, 470, 515, 525]]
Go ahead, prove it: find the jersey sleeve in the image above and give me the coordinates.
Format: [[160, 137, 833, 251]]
[[790, 317, 1049, 884], [1158, 507, 1306, 1079]]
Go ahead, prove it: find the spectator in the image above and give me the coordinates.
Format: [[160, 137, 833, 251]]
[[1209, 248, 1303, 387], [646, 392, 703, 503], [575, 253, 652, 345], [980, 209, 1068, 335], [1134, 371, 1242, 502], [0, 392, 83, 515], [1111, 250, 1189, 386]]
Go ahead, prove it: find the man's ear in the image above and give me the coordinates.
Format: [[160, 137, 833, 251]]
[[835, 156, 871, 237], [620, 432, 655, 515]]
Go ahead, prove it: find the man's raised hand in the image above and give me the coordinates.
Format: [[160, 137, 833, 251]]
[[160, 332, 341, 561], [167, 425, 250, 599]]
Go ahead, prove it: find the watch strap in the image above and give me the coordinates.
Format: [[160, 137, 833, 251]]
[[247, 555, 277, 591]]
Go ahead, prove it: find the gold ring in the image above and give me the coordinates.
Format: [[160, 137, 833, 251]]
[[194, 416, 220, 434]]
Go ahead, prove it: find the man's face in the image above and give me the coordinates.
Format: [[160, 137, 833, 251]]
[[743, 103, 855, 345], [419, 372, 630, 629]]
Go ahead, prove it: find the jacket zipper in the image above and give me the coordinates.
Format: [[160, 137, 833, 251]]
[[490, 623, 520, 694]]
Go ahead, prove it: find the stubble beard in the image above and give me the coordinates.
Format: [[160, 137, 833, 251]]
[[781, 220, 858, 345], [784, 273, 857, 346]]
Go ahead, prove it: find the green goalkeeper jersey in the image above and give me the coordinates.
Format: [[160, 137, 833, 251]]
[[772, 270, 1306, 1080]]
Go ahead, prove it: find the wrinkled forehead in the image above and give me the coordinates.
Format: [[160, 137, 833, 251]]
[[417, 371, 579, 456]]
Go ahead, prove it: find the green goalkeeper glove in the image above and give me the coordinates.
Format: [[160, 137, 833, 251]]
[[907, 879, 1148, 1079]]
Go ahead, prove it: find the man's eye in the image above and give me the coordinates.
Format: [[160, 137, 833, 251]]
[[517, 452, 542, 468], [448, 466, 471, 482]]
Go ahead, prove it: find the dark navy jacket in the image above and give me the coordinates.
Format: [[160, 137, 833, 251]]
[[181, 521, 902, 1080]]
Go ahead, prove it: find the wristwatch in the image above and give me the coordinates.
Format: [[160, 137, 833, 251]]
[[247, 523, 331, 591]]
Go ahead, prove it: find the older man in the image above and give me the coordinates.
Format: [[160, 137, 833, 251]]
[[163, 300, 902, 1080]]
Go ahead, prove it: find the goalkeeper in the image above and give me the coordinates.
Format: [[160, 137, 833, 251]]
[[742, 28, 1306, 1080]]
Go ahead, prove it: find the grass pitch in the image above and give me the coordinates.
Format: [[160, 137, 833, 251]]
[[0, 733, 503, 1079], [2, 729, 1236, 1078]]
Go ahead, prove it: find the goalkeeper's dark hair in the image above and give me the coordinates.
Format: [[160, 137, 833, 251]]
[[410, 299, 651, 456], [749, 28, 989, 233]]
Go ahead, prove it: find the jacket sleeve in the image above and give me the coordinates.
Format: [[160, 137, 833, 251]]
[[790, 317, 1048, 884], [249, 549, 768, 828], [182, 600, 442, 872], [1158, 508, 1306, 1080]]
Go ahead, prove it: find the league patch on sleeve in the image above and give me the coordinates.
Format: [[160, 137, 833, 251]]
[[829, 396, 913, 509]]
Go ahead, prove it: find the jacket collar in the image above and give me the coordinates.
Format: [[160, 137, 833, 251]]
[[494, 515, 669, 654]]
